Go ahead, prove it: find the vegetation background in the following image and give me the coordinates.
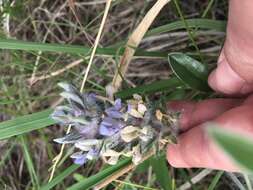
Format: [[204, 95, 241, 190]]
[[1, 0, 251, 189]]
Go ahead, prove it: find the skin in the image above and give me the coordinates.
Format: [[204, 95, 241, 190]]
[[167, 0, 253, 171]]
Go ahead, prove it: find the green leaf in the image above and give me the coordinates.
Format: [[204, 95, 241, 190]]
[[208, 127, 253, 173], [41, 164, 80, 190], [0, 109, 55, 140], [168, 53, 210, 91], [150, 154, 172, 190], [67, 158, 131, 190], [116, 77, 182, 99]]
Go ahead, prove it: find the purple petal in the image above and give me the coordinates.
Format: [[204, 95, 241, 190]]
[[105, 108, 123, 119], [71, 152, 87, 165], [114, 99, 122, 110], [73, 156, 86, 165], [101, 117, 114, 127], [87, 148, 99, 160], [99, 124, 118, 136], [76, 119, 99, 138], [99, 117, 125, 136], [74, 109, 83, 117], [127, 104, 132, 113]]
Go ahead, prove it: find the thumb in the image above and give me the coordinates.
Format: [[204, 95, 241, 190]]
[[208, 49, 253, 95]]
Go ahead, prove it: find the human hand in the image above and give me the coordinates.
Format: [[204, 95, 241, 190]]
[[167, 0, 253, 171], [167, 96, 253, 171]]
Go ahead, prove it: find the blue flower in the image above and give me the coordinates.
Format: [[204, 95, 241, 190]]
[[70, 152, 87, 165], [114, 99, 122, 110], [105, 98, 123, 119], [86, 148, 99, 160], [99, 117, 124, 136]]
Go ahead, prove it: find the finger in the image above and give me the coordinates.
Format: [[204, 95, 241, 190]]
[[167, 104, 253, 171], [167, 98, 241, 131], [208, 49, 253, 95], [243, 94, 253, 105]]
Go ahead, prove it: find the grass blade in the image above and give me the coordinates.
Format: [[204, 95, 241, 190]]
[[207, 171, 224, 190], [41, 164, 80, 190], [0, 19, 226, 58], [150, 154, 172, 190], [0, 38, 166, 58], [67, 158, 131, 190], [146, 18, 226, 37], [20, 135, 40, 189], [0, 109, 55, 140]]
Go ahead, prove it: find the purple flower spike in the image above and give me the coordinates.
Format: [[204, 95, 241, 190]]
[[71, 152, 87, 165]]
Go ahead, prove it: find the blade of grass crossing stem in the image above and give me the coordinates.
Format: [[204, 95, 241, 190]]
[[20, 135, 40, 188], [67, 158, 131, 190], [150, 154, 173, 190], [0, 109, 55, 140], [41, 164, 80, 190], [207, 171, 224, 190]]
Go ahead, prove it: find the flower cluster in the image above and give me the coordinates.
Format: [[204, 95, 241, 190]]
[[52, 83, 171, 165]]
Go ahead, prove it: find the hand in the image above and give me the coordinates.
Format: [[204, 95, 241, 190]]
[[167, 0, 253, 171]]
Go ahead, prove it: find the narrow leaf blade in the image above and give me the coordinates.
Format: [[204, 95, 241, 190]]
[[0, 109, 55, 140], [67, 158, 131, 190], [151, 154, 172, 190], [208, 127, 253, 173]]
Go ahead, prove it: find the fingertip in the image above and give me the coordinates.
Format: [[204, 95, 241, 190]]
[[167, 144, 189, 168], [208, 69, 219, 92], [208, 58, 246, 95]]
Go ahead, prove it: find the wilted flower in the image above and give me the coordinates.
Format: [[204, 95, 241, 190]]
[[52, 83, 174, 165]]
